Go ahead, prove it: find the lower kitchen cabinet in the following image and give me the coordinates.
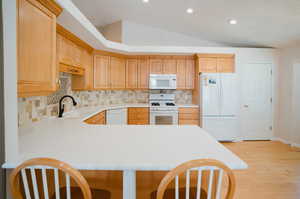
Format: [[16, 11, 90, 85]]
[[127, 108, 149, 125], [178, 107, 200, 125], [84, 111, 106, 124]]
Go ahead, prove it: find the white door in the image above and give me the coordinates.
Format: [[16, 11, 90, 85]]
[[241, 63, 272, 140], [291, 63, 300, 144]]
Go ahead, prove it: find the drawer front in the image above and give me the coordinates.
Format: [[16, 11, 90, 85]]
[[179, 113, 199, 120], [179, 107, 199, 114], [179, 120, 199, 125]]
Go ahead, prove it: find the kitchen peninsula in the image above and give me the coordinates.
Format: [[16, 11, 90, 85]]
[[3, 104, 247, 199]]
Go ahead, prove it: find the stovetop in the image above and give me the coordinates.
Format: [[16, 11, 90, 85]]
[[149, 94, 177, 111]]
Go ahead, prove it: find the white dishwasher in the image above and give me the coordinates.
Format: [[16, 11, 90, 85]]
[[106, 108, 127, 125]]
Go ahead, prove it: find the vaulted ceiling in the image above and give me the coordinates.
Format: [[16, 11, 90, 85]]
[[72, 0, 300, 48]]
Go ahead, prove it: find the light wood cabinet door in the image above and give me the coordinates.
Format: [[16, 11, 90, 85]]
[[94, 55, 110, 89], [110, 57, 126, 89], [126, 59, 138, 89], [185, 59, 195, 89], [217, 58, 235, 73], [176, 59, 186, 89], [150, 59, 163, 74], [72, 43, 82, 67], [138, 59, 149, 89], [128, 108, 149, 125], [179, 107, 199, 125], [199, 58, 217, 73], [72, 49, 93, 90], [163, 59, 177, 74], [84, 111, 106, 124], [18, 0, 57, 97]]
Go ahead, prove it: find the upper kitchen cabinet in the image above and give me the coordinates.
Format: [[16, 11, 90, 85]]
[[186, 59, 195, 89], [163, 59, 177, 74], [56, 24, 94, 90], [17, 0, 62, 97], [126, 59, 138, 89], [94, 55, 110, 89], [176, 59, 186, 89], [138, 58, 149, 89], [72, 49, 93, 90], [126, 57, 149, 89], [197, 54, 235, 73], [110, 57, 126, 89], [150, 59, 163, 74], [176, 58, 196, 90]]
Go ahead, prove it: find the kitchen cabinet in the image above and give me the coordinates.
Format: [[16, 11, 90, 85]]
[[176, 59, 195, 89], [197, 54, 235, 73], [57, 25, 94, 90], [72, 49, 93, 90], [185, 59, 195, 89], [84, 111, 106, 125], [17, 0, 62, 97], [126, 59, 138, 89], [163, 59, 177, 74], [127, 108, 149, 125], [106, 109, 127, 125], [176, 59, 186, 89], [150, 59, 163, 74], [179, 107, 199, 125], [138, 58, 149, 89], [217, 58, 235, 73], [110, 57, 126, 89], [94, 55, 110, 89]]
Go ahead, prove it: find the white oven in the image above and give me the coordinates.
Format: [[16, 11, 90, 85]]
[[150, 109, 178, 125], [149, 74, 176, 90]]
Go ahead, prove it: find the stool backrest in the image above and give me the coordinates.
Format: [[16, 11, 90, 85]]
[[157, 159, 236, 199], [9, 158, 92, 199]]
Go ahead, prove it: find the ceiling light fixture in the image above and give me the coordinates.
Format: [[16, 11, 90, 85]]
[[186, 8, 194, 14], [143, 0, 149, 3], [228, 19, 237, 25]]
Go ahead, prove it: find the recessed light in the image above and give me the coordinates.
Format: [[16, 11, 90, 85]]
[[186, 8, 194, 14], [228, 19, 237, 25], [143, 0, 149, 3]]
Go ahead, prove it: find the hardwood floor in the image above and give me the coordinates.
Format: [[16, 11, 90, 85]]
[[80, 141, 300, 199], [223, 141, 300, 199]]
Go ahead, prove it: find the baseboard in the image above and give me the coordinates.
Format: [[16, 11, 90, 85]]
[[272, 137, 300, 147]]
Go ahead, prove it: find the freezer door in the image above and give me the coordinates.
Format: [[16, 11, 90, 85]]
[[201, 74, 220, 116], [219, 73, 238, 116]]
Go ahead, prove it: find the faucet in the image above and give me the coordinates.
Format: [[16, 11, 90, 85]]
[[58, 95, 77, 118]]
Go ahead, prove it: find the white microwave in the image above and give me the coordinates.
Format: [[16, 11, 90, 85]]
[[149, 74, 177, 89]]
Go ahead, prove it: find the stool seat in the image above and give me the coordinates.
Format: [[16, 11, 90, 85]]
[[51, 187, 111, 199], [151, 187, 207, 199]]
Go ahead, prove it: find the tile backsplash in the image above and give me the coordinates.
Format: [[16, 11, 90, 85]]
[[18, 73, 192, 127]]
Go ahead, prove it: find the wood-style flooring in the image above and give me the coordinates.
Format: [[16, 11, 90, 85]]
[[81, 141, 300, 199]]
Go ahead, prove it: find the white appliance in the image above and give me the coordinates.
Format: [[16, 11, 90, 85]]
[[149, 74, 177, 90], [201, 73, 238, 141], [149, 94, 178, 125], [106, 108, 127, 125]]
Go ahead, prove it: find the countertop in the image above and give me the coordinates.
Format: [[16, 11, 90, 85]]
[[3, 104, 248, 171]]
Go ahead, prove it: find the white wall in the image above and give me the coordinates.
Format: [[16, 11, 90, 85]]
[[3, 0, 19, 162], [99, 21, 122, 43], [122, 21, 227, 47], [276, 45, 300, 146]]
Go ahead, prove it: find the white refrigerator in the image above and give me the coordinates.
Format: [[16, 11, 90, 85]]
[[201, 73, 239, 141]]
